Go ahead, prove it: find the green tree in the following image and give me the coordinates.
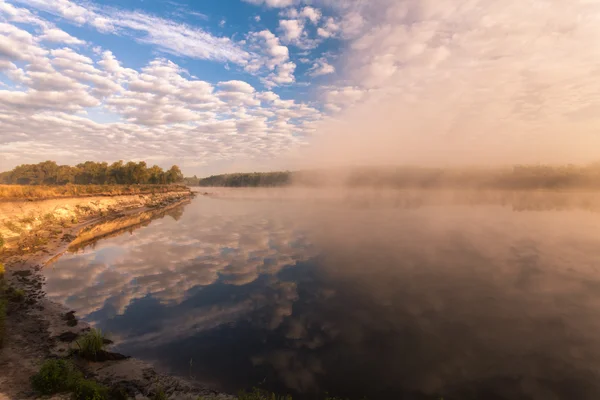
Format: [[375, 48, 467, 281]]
[[165, 165, 184, 183]]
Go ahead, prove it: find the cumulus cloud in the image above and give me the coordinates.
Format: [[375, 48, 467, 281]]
[[0, 14, 321, 171], [316, 17, 339, 38], [300, 6, 321, 24], [308, 58, 335, 77], [39, 27, 86, 44], [279, 19, 304, 42]]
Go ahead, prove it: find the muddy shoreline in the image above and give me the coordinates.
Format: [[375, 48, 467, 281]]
[[0, 193, 234, 400]]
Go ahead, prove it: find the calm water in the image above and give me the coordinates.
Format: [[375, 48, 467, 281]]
[[44, 191, 600, 399]]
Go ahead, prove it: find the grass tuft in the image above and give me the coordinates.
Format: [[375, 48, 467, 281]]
[[75, 328, 106, 360], [72, 378, 109, 400], [152, 388, 168, 400], [31, 359, 83, 395]]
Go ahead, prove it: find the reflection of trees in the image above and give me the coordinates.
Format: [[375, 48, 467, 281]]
[[166, 206, 185, 221], [68, 203, 189, 253]]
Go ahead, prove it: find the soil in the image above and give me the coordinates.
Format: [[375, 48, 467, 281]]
[[0, 194, 234, 400]]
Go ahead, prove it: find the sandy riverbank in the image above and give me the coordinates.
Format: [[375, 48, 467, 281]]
[[0, 192, 234, 400]]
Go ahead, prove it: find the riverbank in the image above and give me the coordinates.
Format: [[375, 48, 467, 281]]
[[0, 190, 234, 400]]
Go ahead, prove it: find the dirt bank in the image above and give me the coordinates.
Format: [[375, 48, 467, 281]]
[[0, 190, 192, 251], [0, 192, 234, 400]]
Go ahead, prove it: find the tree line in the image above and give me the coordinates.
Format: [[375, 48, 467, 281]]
[[199, 172, 291, 187], [0, 161, 184, 185], [198, 164, 600, 189]]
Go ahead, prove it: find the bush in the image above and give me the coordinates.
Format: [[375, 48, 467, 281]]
[[75, 328, 106, 360], [31, 359, 82, 395], [72, 378, 109, 400]]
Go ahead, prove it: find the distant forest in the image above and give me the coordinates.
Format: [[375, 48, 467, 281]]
[[0, 161, 184, 185], [198, 165, 600, 190], [198, 172, 290, 187]]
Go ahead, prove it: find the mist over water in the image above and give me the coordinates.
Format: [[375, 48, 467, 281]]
[[44, 190, 600, 399]]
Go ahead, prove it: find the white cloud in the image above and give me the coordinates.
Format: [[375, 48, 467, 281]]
[[242, 0, 297, 8], [317, 17, 339, 38], [266, 61, 296, 88], [40, 27, 85, 44], [244, 29, 298, 88], [218, 80, 256, 94], [0, 0, 46, 26], [300, 6, 321, 24], [308, 58, 335, 77], [0, 16, 321, 172], [11, 0, 250, 65], [279, 19, 304, 42]]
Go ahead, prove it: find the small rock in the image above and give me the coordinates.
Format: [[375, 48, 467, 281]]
[[57, 331, 79, 342], [63, 310, 76, 321]]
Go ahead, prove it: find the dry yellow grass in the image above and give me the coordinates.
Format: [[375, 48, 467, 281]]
[[0, 184, 189, 201]]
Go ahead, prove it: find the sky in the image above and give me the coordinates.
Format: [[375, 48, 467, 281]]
[[1, 0, 600, 175]]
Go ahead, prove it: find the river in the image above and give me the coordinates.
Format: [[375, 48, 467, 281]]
[[43, 189, 600, 399]]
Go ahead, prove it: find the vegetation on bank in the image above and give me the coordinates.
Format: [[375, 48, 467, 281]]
[[31, 359, 110, 400], [0, 184, 189, 200], [198, 164, 600, 190], [75, 328, 107, 360], [198, 172, 291, 187], [0, 160, 183, 185]]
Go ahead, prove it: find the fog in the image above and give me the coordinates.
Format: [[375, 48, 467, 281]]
[[267, 0, 600, 172]]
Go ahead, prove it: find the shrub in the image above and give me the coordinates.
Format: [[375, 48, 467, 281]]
[[31, 359, 82, 395], [72, 378, 109, 400], [75, 328, 106, 360]]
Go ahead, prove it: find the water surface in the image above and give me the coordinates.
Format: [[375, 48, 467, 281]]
[[45, 190, 600, 399]]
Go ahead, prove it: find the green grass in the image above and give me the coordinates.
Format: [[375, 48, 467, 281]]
[[31, 359, 109, 400], [75, 328, 106, 360], [72, 378, 109, 400], [31, 359, 83, 395]]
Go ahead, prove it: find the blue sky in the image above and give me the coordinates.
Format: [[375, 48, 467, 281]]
[[1, 0, 600, 175]]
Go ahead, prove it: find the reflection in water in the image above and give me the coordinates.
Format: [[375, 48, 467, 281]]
[[45, 192, 600, 399]]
